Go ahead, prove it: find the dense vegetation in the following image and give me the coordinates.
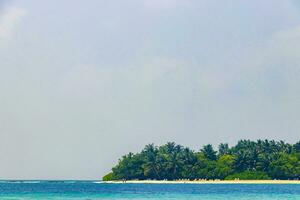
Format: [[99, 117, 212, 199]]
[[103, 140, 300, 181]]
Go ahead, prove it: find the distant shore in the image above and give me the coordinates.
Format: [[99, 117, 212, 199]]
[[103, 180, 300, 184]]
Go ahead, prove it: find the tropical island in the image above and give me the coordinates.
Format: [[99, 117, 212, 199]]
[[103, 140, 300, 182]]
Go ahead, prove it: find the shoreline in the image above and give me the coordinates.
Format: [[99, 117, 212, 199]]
[[103, 180, 300, 184]]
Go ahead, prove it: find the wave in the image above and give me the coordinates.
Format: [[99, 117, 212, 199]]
[[93, 181, 104, 184], [22, 181, 41, 183]]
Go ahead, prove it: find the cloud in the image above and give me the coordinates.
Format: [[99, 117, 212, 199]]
[[0, 6, 26, 40], [1, 0, 300, 179], [270, 25, 300, 57]]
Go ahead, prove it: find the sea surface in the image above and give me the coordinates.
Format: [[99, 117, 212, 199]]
[[0, 181, 299, 200]]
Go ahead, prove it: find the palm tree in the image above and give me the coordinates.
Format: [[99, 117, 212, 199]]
[[293, 141, 300, 153], [201, 144, 217, 161], [159, 142, 184, 180], [141, 144, 159, 179], [218, 143, 230, 156]]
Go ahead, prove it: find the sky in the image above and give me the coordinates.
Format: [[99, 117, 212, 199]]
[[0, 0, 300, 180]]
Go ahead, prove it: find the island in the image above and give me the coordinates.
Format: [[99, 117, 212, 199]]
[[103, 140, 300, 182]]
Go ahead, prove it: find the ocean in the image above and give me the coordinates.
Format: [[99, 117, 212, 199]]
[[0, 181, 299, 199]]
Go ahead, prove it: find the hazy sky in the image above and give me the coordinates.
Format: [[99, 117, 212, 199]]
[[0, 0, 300, 180]]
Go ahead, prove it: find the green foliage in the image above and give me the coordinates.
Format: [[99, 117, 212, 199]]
[[102, 172, 115, 181], [294, 141, 300, 153], [201, 144, 217, 161], [112, 152, 145, 180], [193, 152, 216, 179], [269, 153, 300, 179], [104, 140, 300, 181], [214, 154, 235, 179], [225, 171, 271, 180], [218, 143, 230, 156]]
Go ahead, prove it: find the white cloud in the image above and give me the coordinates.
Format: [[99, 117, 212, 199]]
[[268, 25, 300, 60], [273, 26, 300, 39], [0, 6, 26, 40]]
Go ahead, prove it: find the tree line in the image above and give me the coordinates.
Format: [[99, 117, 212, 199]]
[[103, 140, 300, 181]]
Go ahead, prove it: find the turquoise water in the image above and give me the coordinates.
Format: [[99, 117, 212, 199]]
[[0, 181, 299, 199]]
